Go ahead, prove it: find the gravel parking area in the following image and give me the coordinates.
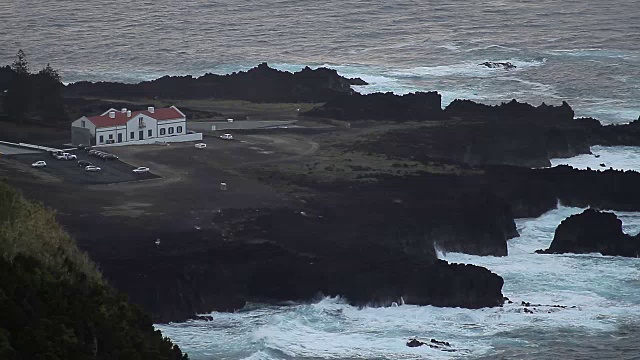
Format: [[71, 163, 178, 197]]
[[11, 150, 159, 185]]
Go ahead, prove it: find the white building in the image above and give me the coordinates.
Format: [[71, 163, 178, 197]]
[[71, 106, 192, 146]]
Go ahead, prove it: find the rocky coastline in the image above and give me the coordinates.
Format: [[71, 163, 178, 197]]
[[63, 63, 367, 102], [536, 209, 640, 257], [3, 63, 640, 324]]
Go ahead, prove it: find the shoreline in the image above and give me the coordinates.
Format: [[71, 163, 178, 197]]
[[1, 63, 640, 324]]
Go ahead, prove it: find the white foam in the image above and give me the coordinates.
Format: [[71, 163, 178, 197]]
[[464, 44, 523, 52], [550, 145, 640, 172], [547, 48, 639, 60], [574, 106, 640, 125], [387, 58, 546, 79], [157, 205, 640, 359]]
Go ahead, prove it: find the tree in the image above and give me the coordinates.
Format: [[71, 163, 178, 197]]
[[4, 50, 31, 123], [11, 50, 29, 76], [38, 63, 60, 82], [33, 63, 65, 119]]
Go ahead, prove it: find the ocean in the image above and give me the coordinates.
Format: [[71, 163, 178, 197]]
[[2, 1, 640, 358], [1, 0, 639, 124]]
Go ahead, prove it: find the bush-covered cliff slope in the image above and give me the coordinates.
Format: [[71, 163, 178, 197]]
[[0, 181, 187, 360]]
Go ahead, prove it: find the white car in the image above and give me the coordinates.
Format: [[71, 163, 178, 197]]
[[220, 134, 233, 140], [56, 153, 77, 160], [84, 165, 101, 172], [31, 160, 47, 168], [195, 143, 207, 149], [132, 166, 150, 174]]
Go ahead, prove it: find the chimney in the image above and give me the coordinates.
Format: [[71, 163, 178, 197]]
[[109, 111, 116, 119], [127, 110, 131, 117], [121, 108, 127, 113], [148, 106, 155, 113]]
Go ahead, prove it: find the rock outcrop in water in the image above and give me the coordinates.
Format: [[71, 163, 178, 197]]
[[536, 208, 640, 256], [479, 61, 517, 70], [65, 63, 367, 102]]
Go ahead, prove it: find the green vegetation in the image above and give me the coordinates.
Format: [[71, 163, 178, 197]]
[[0, 181, 188, 359], [2, 50, 67, 123]]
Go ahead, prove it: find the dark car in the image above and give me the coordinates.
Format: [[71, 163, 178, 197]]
[[50, 150, 63, 158], [77, 160, 92, 167]]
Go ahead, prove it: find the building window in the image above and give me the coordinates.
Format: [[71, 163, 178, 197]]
[[108, 134, 113, 140], [138, 117, 145, 128], [81, 120, 86, 127], [148, 129, 152, 137], [160, 128, 166, 135], [99, 135, 104, 143], [130, 132, 135, 140], [177, 126, 183, 133], [168, 127, 174, 134]]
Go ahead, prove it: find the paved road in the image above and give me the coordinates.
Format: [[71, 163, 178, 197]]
[[188, 120, 298, 132], [0, 144, 40, 155]]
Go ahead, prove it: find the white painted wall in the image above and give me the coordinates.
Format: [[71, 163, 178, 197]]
[[95, 132, 203, 147], [95, 125, 127, 145], [157, 119, 187, 138], [71, 116, 97, 136], [126, 114, 158, 141]]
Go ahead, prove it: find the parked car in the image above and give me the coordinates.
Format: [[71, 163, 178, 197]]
[[195, 143, 207, 149], [50, 150, 63, 158], [31, 160, 47, 168], [77, 160, 93, 167], [132, 167, 150, 174], [56, 153, 77, 160], [102, 154, 118, 160], [220, 133, 233, 140], [84, 165, 101, 172]]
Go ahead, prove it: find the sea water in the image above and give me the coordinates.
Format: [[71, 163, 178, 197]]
[[1, 0, 639, 124], [156, 204, 640, 359]]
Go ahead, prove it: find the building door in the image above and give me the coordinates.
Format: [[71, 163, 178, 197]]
[[117, 133, 123, 143], [139, 130, 144, 140]]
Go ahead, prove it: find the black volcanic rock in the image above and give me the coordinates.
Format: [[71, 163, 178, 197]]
[[85, 172, 514, 322], [593, 117, 640, 147], [487, 165, 640, 218], [444, 99, 575, 124], [100, 233, 505, 323], [304, 92, 444, 121], [313, 97, 593, 166], [536, 209, 640, 256], [65, 63, 365, 102], [348, 77, 368, 86], [480, 61, 517, 70]]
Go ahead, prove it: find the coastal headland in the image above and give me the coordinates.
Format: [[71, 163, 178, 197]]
[[1, 63, 639, 323]]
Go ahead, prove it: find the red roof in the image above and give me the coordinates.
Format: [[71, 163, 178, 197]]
[[87, 107, 184, 128]]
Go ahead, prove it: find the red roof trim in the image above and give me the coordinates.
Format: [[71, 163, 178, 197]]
[[87, 107, 184, 128]]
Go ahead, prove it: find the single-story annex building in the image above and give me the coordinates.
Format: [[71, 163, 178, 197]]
[[71, 106, 197, 146]]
